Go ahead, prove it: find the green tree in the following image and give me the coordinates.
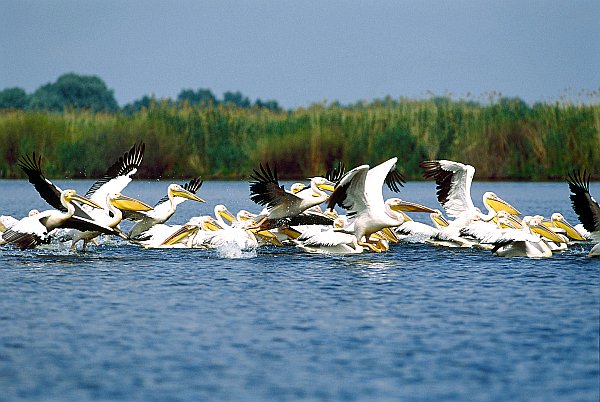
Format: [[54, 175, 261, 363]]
[[28, 73, 119, 112], [0, 87, 29, 109], [177, 88, 217, 106], [254, 98, 281, 111], [223, 91, 251, 108], [122, 95, 156, 114]]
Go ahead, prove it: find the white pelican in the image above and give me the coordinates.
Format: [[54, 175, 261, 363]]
[[55, 143, 148, 249], [327, 158, 434, 251], [249, 163, 335, 225], [541, 213, 587, 242], [295, 217, 363, 254], [568, 170, 600, 257], [481, 216, 560, 258], [158, 215, 256, 250], [393, 210, 475, 247], [0, 189, 117, 250], [420, 160, 520, 226], [58, 193, 152, 250], [127, 179, 205, 239], [18, 145, 145, 219]]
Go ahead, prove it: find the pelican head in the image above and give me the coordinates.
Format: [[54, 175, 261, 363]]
[[214, 204, 236, 223], [290, 183, 307, 194], [483, 192, 521, 215], [202, 216, 224, 231], [495, 210, 523, 228], [430, 210, 449, 228], [236, 210, 256, 222], [311, 177, 336, 192], [549, 212, 585, 241], [63, 189, 103, 209], [109, 193, 153, 211], [168, 184, 205, 203]]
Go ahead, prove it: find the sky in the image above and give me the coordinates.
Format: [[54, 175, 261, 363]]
[[1, 0, 599, 108]]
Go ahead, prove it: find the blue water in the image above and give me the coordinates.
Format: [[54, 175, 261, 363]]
[[1, 180, 598, 401]]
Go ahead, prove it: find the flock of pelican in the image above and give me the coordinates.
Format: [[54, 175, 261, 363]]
[[0, 143, 598, 258]]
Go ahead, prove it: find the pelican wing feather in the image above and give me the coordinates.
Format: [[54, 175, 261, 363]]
[[326, 165, 370, 217], [18, 153, 93, 220], [568, 169, 600, 233], [420, 160, 476, 218], [249, 163, 299, 210], [85, 143, 145, 203]]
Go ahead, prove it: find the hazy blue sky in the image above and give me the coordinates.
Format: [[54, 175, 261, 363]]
[[1, 0, 599, 108]]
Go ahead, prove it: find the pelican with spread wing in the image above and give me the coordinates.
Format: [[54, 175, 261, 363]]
[[568, 170, 600, 257], [327, 157, 434, 252]]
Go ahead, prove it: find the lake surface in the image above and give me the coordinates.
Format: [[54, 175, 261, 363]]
[[1, 180, 598, 401]]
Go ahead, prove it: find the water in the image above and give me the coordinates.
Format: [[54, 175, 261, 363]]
[[0, 180, 598, 401]]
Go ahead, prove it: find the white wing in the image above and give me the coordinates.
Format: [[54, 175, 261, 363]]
[[421, 159, 476, 218]]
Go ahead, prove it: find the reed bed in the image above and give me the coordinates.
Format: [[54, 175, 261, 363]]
[[0, 98, 598, 180]]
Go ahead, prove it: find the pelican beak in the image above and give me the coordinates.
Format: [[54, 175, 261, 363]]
[[249, 227, 282, 244], [553, 217, 585, 241], [390, 200, 436, 213], [431, 213, 449, 228], [317, 180, 336, 192], [162, 225, 198, 246], [70, 193, 103, 209], [278, 227, 303, 240], [506, 214, 523, 229], [380, 227, 399, 243], [203, 220, 223, 231], [219, 209, 236, 223], [111, 194, 153, 211], [174, 189, 205, 203], [531, 224, 566, 243], [486, 196, 521, 215]]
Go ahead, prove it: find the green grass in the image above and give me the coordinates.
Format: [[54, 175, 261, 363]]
[[0, 97, 598, 180]]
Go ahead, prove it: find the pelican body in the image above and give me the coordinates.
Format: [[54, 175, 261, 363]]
[[1, 190, 114, 250]]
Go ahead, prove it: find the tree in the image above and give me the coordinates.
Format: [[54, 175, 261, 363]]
[[177, 88, 217, 106], [28, 73, 119, 112], [222, 91, 251, 108], [254, 98, 281, 112], [0, 87, 29, 109], [122, 95, 156, 114]]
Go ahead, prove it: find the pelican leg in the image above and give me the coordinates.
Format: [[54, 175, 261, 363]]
[[71, 241, 77, 251], [92, 238, 99, 246]]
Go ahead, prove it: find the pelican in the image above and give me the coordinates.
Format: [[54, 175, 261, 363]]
[[58, 193, 152, 250], [420, 160, 520, 226], [249, 163, 335, 225], [17, 153, 130, 240], [327, 158, 434, 252], [159, 216, 255, 250], [568, 170, 600, 257], [393, 210, 474, 247], [481, 216, 559, 258], [1, 189, 117, 250], [295, 217, 363, 254], [541, 213, 587, 242], [127, 178, 205, 239], [54, 143, 148, 249]]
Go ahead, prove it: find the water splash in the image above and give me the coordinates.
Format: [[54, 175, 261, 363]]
[[215, 241, 257, 259]]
